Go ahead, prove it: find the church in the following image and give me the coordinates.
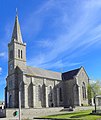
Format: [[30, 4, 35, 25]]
[[5, 14, 89, 108]]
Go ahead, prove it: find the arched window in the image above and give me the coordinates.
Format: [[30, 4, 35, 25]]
[[18, 49, 20, 58], [49, 86, 52, 102], [38, 85, 41, 101], [82, 82, 86, 100], [21, 50, 23, 59], [59, 88, 62, 101]]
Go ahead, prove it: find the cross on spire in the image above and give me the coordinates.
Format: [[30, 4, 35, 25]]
[[16, 8, 18, 16]]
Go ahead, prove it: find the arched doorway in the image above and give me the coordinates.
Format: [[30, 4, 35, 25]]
[[9, 95, 12, 108]]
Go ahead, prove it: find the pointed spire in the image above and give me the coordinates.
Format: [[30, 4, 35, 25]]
[[11, 10, 23, 43]]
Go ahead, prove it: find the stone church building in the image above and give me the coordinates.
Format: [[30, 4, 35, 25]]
[[5, 14, 89, 108]]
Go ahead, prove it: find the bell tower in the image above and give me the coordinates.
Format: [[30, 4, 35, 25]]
[[8, 13, 26, 75]]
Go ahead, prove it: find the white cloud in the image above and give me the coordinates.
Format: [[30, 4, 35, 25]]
[[34, 0, 54, 15], [0, 52, 5, 57], [5, 22, 13, 39], [37, 39, 53, 48], [40, 60, 82, 70], [89, 80, 96, 84], [0, 67, 2, 74], [84, 0, 101, 9], [0, 77, 5, 86], [26, 0, 101, 69]]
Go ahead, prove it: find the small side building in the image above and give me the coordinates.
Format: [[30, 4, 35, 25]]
[[62, 67, 89, 107]]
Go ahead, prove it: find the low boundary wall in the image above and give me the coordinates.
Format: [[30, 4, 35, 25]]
[[6, 107, 63, 119], [0, 109, 6, 118]]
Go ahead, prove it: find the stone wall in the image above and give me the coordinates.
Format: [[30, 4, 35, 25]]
[[6, 107, 63, 119], [0, 109, 6, 118], [64, 79, 76, 107], [76, 67, 89, 106], [63, 67, 89, 107], [22, 74, 63, 108]]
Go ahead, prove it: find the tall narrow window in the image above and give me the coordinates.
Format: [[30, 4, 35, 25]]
[[59, 88, 62, 101], [21, 50, 22, 59], [18, 49, 20, 58], [9, 50, 13, 59], [49, 86, 52, 102], [38, 85, 41, 101], [82, 82, 86, 100], [9, 80, 13, 89]]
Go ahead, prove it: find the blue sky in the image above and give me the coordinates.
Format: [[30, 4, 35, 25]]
[[0, 0, 101, 100]]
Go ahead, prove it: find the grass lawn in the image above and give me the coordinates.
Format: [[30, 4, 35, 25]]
[[42, 110, 101, 120]]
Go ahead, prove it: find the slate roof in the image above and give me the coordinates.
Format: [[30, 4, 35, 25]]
[[11, 14, 23, 43], [19, 66, 84, 81], [21, 66, 62, 80], [62, 67, 81, 80]]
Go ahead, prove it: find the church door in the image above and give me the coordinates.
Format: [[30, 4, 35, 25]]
[[9, 95, 12, 108]]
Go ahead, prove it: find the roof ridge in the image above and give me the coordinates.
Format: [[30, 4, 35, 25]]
[[27, 65, 61, 74], [63, 67, 81, 74]]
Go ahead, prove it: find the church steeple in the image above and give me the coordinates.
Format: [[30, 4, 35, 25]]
[[8, 12, 26, 75], [11, 12, 23, 43]]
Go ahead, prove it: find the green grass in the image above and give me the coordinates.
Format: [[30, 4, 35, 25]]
[[42, 110, 101, 120]]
